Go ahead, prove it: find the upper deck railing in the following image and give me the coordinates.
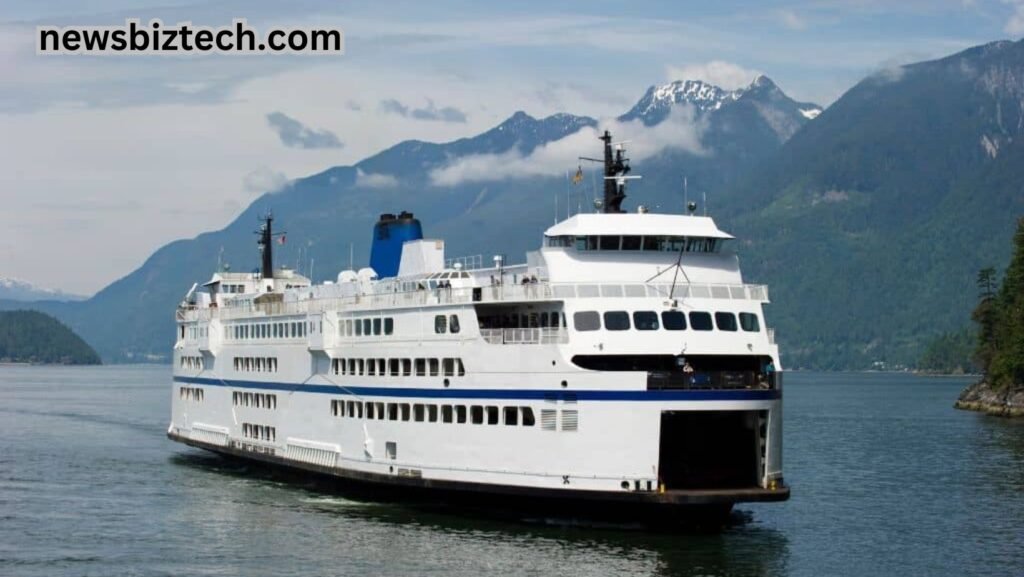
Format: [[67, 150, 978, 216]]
[[176, 281, 769, 323]]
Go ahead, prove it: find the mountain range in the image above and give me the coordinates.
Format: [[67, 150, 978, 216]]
[[7, 38, 1024, 369]]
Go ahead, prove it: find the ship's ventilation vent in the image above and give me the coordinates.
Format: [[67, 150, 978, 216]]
[[285, 438, 340, 468], [190, 423, 229, 447], [541, 409, 557, 431], [561, 410, 579, 432]]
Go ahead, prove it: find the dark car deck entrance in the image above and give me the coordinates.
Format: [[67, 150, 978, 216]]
[[658, 410, 760, 490]]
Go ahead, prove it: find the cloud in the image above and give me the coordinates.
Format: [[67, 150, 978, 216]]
[[1006, 1, 1024, 35], [776, 9, 808, 30], [355, 168, 399, 189], [243, 167, 289, 194], [428, 107, 706, 187], [379, 98, 468, 123], [665, 61, 762, 91], [265, 111, 344, 149]]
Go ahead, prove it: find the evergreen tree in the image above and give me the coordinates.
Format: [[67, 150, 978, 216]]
[[988, 218, 1024, 390], [973, 267, 998, 373]]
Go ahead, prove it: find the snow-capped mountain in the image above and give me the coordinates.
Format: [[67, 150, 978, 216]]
[[0, 277, 86, 302], [619, 75, 823, 142]]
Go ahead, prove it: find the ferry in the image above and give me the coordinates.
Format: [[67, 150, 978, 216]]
[[169, 132, 789, 523]]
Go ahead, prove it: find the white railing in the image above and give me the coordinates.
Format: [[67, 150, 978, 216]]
[[480, 327, 569, 345], [177, 281, 769, 322]]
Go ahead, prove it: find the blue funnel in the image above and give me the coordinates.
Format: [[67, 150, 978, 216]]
[[369, 211, 423, 278]]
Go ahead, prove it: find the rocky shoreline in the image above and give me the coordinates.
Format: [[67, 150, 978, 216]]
[[955, 380, 1024, 417]]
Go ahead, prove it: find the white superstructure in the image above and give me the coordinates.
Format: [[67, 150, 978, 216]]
[[169, 134, 788, 520]]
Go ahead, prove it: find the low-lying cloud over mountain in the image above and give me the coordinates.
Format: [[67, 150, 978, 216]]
[[428, 108, 707, 186], [379, 99, 468, 123], [265, 111, 345, 149]]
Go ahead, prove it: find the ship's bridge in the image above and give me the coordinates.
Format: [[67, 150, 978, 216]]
[[539, 213, 741, 285]]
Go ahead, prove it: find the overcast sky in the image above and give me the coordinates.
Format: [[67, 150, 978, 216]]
[[1, 0, 1021, 295]]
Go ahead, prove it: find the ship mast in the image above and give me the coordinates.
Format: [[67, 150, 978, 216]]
[[255, 212, 286, 280], [581, 130, 634, 213]]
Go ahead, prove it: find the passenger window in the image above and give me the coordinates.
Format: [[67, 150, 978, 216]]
[[470, 406, 484, 424], [715, 312, 738, 331], [455, 405, 467, 424], [603, 311, 630, 331], [457, 359, 465, 376], [387, 403, 398, 420], [503, 406, 518, 426], [573, 311, 600, 331], [441, 405, 453, 423], [428, 405, 438, 422], [402, 359, 411, 376], [415, 358, 426, 376], [689, 312, 713, 331], [435, 315, 447, 334], [599, 236, 620, 250], [633, 311, 659, 330], [486, 406, 499, 425], [400, 404, 410, 421], [662, 311, 686, 330], [414, 404, 425, 422], [443, 358, 455, 377], [389, 358, 400, 376], [355, 320, 362, 336], [621, 235, 641, 250], [373, 318, 382, 335], [449, 315, 460, 334], [739, 312, 761, 332], [429, 358, 439, 377], [384, 318, 394, 335], [363, 319, 372, 336], [521, 407, 536, 427]]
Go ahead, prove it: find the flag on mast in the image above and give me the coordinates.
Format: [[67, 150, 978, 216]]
[[277, 235, 286, 245], [572, 165, 584, 185]]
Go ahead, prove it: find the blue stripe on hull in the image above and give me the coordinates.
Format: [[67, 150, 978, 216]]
[[172, 375, 781, 401]]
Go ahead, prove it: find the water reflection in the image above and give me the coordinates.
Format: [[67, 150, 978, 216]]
[[171, 451, 791, 577]]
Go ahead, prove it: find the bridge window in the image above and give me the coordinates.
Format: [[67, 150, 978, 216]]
[[689, 312, 713, 331], [603, 311, 630, 331], [573, 311, 600, 332], [715, 312, 738, 332], [599, 235, 620, 250], [633, 311, 660, 330], [621, 235, 641, 251], [739, 313, 761, 332], [662, 311, 686, 330]]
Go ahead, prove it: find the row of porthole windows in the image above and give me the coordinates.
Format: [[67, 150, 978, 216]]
[[179, 386, 204, 402], [242, 423, 276, 442], [227, 320, 313, 341], [573, 310, 761, 333], [330, 399, 537, 427], [341, 317, 395, 337], [232, 392, 278, 409], [329, 400, 578, 431], [180, 356, 203, 370], [233, 356, 279, 373], [332, 357, 466, 378]]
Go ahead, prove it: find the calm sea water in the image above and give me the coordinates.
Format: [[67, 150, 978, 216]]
[[1, 366, 1022, 577]]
